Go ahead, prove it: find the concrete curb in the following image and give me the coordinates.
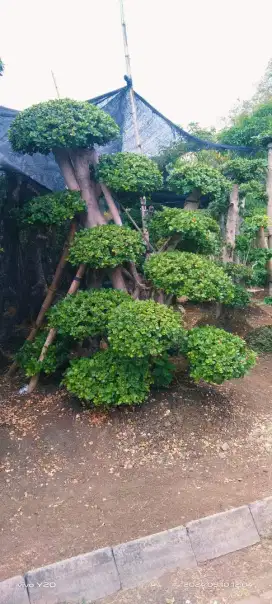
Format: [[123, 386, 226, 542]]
[[1, 495, 272, 604]]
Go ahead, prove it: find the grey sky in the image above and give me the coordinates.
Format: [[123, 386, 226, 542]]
[[1, 0, 272, 128]]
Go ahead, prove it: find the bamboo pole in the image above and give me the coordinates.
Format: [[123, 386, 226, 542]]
[[119, 0, 149, 242], [27, 263, 86, 393], [7, 222, 77, 377]]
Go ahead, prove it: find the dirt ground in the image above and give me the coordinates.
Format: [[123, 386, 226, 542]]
[[1, 302, 272, 582], [100, 540, 272, 604]]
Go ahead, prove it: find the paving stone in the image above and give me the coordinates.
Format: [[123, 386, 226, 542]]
[[0, 575, 30, 604], [187, 505, 260, 563], [113, 525, 196, 589], [233, 598, 261, 604], [250, 497, 272, 538], [261, 591, 272, 601], [25, 547, 120, 604]]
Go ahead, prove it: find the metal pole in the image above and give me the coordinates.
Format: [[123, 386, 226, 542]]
[[119, 0, 149, 241], [119, 0, 142, 152], [51, 70, 60, 99]]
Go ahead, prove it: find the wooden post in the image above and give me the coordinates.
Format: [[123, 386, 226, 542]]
[[266, 144, 272, 294]]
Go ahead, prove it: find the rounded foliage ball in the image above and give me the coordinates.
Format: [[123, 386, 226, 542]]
[[108, 298, 184, 358], [167, 160, 231, 203], [150, 208, 220, 254], [48, 289, 130, 340], [144, 251, 235, 302], [8, 99, 120, 155], [23, 191, 86, 226], [69, 225, 145, 268], [97, 152, 163, 194], [184, 326, 256, 384], [63, 350, 152, 406], [222, 157, 266, 184]]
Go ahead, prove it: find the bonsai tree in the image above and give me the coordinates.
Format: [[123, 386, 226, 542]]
[[9, 102, 256, 401], [167, 159, 231, 210]]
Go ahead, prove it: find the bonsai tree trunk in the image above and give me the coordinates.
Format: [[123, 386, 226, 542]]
[[184, 188, 201, 210], [71, 149, 106, 227], [91, 151, 122, 226], [267, 144, 272, 294], [53, 149, 80, 191], [258, 226, 268, 249], [223, 184, 239, 262]]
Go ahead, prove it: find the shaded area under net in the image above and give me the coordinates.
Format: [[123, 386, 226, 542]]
[[0, 84, 255, 192]]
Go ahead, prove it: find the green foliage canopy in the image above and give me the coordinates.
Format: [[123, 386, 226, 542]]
[[221, 157, 266, 184], [185, 326, 256, 384], [48, 289, 130, 340], [64, 350, 152, 406], [97, 152, 163, 195], [220, 101, 272, 148], [145, 252, 235, 302], [149, 208, 220, 254], [69, 225, 145, 268], [167, 160, 231, 204], [108, 299, 184, 358], [23, 191, 86, 226], [8, 99, 120, 155]]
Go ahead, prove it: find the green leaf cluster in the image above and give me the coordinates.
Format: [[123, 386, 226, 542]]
[[97, 152, 163, 195], [69, 225, 145, 268], [222, 157, 266, 184], [48, 289, 130, 340], [246, 325, 272, 353], [15, 333, 70, 377], [108, 299, 184, 358], [167, 160, 231, 204], [149, 207, 220, 254], [63, 350, 152, 407], [219, 261, 253, 284], [145, 252, 235, 302], [23, 191, 86, 226], [8, 99, 120, 155], [184, 326, 256, 384], [151, 354, 175, 388], [220, 101, 272, 148], [226, 285, 251, 308]]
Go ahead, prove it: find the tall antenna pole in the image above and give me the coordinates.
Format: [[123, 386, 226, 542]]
[[119, 0, 142, 153], [51, 70, 60, 99], [119, 0, 150, 241]]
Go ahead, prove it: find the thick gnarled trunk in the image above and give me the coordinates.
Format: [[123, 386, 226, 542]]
[[223, 184, 239, 263], [184, 188, 201, 210]]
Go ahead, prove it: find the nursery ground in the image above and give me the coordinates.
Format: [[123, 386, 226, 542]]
[[1, 303, 272, 581]]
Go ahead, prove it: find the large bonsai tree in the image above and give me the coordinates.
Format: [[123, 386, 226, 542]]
[[8, 100, 256, 401]]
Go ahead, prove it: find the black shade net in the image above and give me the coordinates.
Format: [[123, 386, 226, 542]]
[[0, 83, 255, 192]]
